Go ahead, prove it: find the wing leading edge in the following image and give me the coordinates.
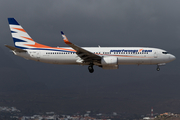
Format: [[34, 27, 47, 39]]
[[61, 31, 101, 63]]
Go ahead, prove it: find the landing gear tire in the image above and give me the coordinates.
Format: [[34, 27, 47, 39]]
[[156, 66, 160, 71], [88, 65, 94, 73]]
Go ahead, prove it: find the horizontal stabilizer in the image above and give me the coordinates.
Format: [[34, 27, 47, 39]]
[[5, 45, 27, 52]]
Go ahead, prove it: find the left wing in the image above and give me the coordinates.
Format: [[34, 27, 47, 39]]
[[61, 31, 101, 63]]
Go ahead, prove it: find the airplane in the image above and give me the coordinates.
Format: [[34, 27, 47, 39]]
[[5, 18, 176, 73]]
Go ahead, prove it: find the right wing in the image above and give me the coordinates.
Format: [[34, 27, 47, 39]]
[[61, 31, 101, 63]]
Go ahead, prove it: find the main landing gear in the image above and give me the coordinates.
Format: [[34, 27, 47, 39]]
[[88, 63, 94, 73], [156, 65, 160, 71]]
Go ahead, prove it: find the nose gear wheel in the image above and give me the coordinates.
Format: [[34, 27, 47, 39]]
[[156, 65, 160, 71]]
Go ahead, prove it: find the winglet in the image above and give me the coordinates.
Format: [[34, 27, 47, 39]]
[[61, 31, 72, 44]]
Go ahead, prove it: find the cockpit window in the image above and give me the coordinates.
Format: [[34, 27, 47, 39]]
[[162, 52, 169, 54]]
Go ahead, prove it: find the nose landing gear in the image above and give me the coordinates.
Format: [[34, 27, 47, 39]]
[[156, 65, 160, 71]]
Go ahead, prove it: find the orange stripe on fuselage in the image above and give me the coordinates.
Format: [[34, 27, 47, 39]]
[[13, 28, 26, 32], [56, 47, 76, 52], [98, 54, 152, 58], [112, 54, 152, 58], [25, 42, 52, 48], [24, 42, 76, 52]]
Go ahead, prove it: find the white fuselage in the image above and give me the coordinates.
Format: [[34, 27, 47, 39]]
[[7, 18, 176, 72], [14, 47, 176, 66]]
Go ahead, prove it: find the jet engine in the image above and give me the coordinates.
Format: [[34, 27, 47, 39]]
[[101, 56, 118, 69]]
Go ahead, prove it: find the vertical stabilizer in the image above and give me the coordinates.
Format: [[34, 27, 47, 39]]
[[8, 18, 36, 49]]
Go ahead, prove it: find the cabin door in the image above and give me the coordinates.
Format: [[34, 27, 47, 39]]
[[154, 51, 158, 58]]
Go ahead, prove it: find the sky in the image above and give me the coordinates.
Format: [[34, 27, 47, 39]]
[[1, 0, 180, 114]]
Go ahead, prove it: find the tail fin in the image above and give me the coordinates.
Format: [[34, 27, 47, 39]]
[[8, 18, 43, 49]]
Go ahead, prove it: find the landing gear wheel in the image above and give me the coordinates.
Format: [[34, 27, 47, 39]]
[[156, 66, 160, 71], [88, 65, 94, 73]]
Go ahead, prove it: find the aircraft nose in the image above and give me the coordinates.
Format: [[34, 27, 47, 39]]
[[169, 54, 176, 61]]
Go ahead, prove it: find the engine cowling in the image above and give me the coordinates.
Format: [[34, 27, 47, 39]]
[[101, 56, 118, 65], [101, 56, 119, 69]]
